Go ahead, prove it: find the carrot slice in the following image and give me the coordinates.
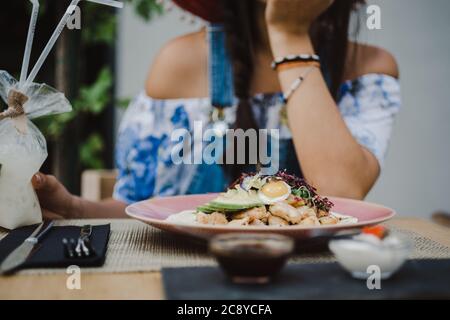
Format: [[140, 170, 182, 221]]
[[362, 225, 388, 239]]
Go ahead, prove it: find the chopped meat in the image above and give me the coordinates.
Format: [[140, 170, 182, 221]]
[[296, 206, 317, 219], [245, 206, 269, 222], [196, 212, 228, 225], [319, 215, 339, 225], [228, 217, 251, 226], [268, 215, 289, 226], [249, 219, 266, 226], [232, 206, 269, 222], [231, 211, 246, 220], [300, 216, 320, 226], [317, 209, 330, 218], [196, 212, 209, 224], [285, 195, 306, 208], [269, 202, 303, 224]]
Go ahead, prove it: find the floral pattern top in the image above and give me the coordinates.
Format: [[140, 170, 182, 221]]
[[113, 73, 401, 204]]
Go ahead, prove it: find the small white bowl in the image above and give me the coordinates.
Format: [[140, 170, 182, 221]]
[[329, 234, 413, 279]]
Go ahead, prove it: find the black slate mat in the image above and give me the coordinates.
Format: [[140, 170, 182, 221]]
[[0, 224, 110, 272], [163, 259, 450, 300]]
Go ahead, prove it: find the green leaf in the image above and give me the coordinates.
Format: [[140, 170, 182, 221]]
[[126, 0, 164, 21], [80, 133, 105, 169], [35, 112, 76, 139], [73, 67, 113, 114], [81, 5, 117, 45], [81, 0, 164, 45], [33, 0, 165, 143], [35, 68, 112, 139], [292, 187, 312, 200], [116, 97, 132, 109]]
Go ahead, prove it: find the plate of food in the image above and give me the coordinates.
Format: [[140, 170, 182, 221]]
[[126, 171, 396, 240]]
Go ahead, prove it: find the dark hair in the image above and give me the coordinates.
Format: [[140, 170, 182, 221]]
[[220, 0, 365, 179]]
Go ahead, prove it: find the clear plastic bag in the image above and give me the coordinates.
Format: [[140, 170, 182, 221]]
[[0, 70, 71, 229]]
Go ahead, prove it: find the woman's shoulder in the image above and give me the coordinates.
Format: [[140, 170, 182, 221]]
[[345, 42, 399, 81], [145, 29, 208, 99], [339, 44, 401, 114]]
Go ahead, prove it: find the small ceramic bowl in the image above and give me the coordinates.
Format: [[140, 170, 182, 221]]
[[210, 233, 294, 284], [329, 233, 413, 279]]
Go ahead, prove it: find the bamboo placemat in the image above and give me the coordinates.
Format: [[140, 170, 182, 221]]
[[1, 219, 449, 275]]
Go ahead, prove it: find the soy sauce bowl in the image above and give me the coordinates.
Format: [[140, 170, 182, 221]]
[[210, 233, 294, 284]]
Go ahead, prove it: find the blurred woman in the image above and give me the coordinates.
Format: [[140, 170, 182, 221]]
[[32, 0, 400, 219]]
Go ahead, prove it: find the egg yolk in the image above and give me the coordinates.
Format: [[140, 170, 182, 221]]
[[261, 181, 289, 198]]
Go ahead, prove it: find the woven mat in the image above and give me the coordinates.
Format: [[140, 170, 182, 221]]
[[0, 219, 449, 275]]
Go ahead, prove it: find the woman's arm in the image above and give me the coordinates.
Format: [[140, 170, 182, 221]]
[[74, 198, 127, 219], [32, 173, 128, 219], [32, 33, 210, 220], [266, 0, 396, 199]]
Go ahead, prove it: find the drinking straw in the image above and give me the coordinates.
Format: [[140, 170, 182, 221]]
[[19, 0, 40, 87], [26, 0, 81, 85], [86, 0, 124, 9], [26, 0, 124, 85]]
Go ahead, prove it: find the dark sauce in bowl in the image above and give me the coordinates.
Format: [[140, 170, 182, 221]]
[[210, 234, 294, 284]]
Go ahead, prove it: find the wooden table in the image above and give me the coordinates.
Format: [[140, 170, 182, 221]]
[[0, 217, 448, 300]]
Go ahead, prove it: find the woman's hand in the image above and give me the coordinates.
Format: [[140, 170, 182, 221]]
[[265, 0, 334, 34], [265, 0, 334, 57], [32, 173, 81, 220]]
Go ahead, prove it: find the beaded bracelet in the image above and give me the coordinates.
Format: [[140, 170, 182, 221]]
[[272, 53, 320, 70], [277, 60, 321, 72], [282, 66, 317, 104]]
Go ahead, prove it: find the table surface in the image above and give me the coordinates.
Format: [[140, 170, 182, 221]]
[[0, 217, 448, 300]]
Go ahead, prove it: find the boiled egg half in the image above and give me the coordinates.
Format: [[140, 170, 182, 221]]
[[258, 180, 291, 204]]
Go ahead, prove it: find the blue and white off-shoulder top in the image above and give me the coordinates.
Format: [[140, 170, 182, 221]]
[[113, 27, 401, 204]]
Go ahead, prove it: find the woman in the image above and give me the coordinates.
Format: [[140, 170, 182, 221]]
[[32, 0, 400, 219]]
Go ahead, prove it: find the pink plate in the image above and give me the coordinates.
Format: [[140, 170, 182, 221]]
[[125, 194, 396, 240]]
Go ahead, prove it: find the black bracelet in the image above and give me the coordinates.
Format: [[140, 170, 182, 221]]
[[271, 54, 320, 70]]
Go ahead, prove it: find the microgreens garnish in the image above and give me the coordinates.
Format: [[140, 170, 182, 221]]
[[229, 170, 334, 212]]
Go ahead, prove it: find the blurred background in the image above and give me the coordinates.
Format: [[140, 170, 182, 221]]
[[0, 0, 449, 218], [0, 0, 163, 194]]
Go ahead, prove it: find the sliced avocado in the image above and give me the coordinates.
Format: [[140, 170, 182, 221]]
[[196, 205, 216, 213], [209, 201, 260, 211], [210, 190, 263, 210], [197, 203, 244, 213], [197, 188, 264, 213], [207, 203, 246, 211]]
